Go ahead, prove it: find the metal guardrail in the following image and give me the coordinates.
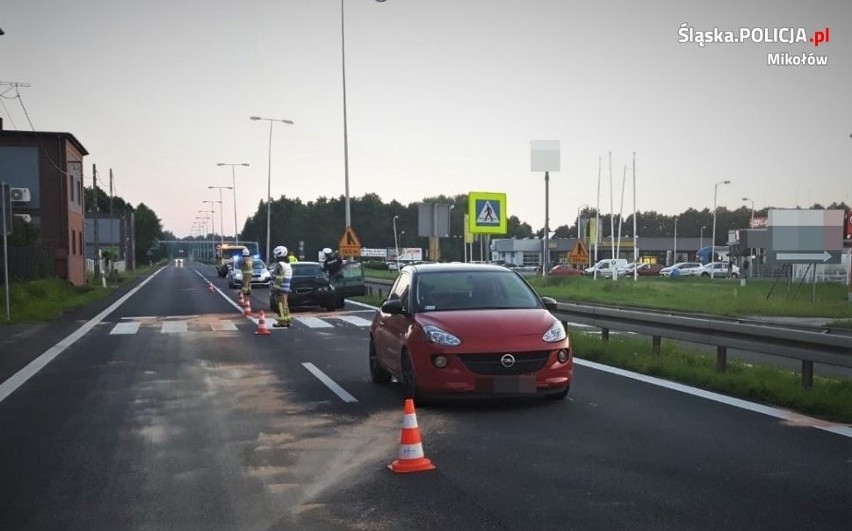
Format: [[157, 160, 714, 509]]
[[553, 302, 851, 388], [365, 279, 852, 388]]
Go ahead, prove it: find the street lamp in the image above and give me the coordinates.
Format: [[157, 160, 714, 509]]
[[711, 180, 731, 278], [208, 186, 232, 244], [202, 200, 222, 243], [216, 162, 249, 243], [250, 116, 294, 261], [340, 0, 387, 230], [742, 197, 755, 278], [198, 209, 214, 237], [392, 215, 400, 270]]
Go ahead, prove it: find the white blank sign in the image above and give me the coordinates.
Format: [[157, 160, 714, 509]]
[[530, 140, 560, 172]]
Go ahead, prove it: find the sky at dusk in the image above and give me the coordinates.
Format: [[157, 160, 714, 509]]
[[2, 0, 850, 238]]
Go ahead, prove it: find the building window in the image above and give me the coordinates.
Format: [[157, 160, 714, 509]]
[[79, 232, 83, 256], [522, 252, 539, 267], [71, 230, 76, 255]]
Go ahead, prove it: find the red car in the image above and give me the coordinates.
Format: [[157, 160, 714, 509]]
[[548, 264, 582, 277], [369, 263, 573, 402]]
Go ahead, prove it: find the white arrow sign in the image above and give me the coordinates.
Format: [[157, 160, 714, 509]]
[[775, 251, 833, 262]]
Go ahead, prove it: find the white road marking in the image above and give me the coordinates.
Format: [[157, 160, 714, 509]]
[[574, 358, 852, 439], [0, 267, 166, 404], [295, 316, 334, 329], [211, 320, 238, 331], [109, 322, 141, 335], [161, 321, 187, 334], [332, 315, 373, 327], [301, 362, 358, 403]]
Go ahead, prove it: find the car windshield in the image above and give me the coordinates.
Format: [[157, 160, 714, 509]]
[[251, 261, 267, 272], [291, 263, 325, 278], [414, 270, 542, 312]]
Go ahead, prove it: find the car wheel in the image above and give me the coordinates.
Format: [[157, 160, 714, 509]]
[[337, 297, 346, 309], [325, 303, 337, 312], [732, 273, 739, 279], [546, 385, 570, 400], [369, 339, 391, 384], [701, 272, 709, 277], [400, 351, 426, 404]]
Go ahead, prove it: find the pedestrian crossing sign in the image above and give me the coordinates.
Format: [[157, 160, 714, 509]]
[[467, 192, 507, 234]]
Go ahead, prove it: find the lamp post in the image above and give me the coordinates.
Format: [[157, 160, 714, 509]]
[[250, 116, 294, 261], [742, 197, 755, 278], [196, 213, 210, 238], [711, 180, 731, 278], [198, 209, 214, 239], [392, 215, 400, 270], [216, 162, 249, 243], [340, 0, 387, 230], [203, 199, 224, 244]]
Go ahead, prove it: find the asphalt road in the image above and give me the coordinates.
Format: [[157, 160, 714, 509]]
[[0, 262, 849, 530]]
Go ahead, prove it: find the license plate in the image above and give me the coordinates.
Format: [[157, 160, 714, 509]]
[[475, 375, 536, 393]]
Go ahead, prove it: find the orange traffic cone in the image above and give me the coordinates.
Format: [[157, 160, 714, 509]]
[[208, 281, 214, 293], [388, 399, 436, 473], [255, 310, 271, 335], [244, 296, 253, 317]]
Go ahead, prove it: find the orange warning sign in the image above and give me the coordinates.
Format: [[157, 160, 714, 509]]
[[338, 226, 362, 258]]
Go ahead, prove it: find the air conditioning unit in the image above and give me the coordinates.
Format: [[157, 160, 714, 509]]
[[14, 214, 32, 223], [10, 188, 31, 202]]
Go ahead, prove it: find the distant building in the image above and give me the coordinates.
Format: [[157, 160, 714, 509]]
[[0, 119, 89, 285]]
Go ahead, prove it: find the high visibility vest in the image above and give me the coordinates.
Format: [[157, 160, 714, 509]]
[[273, 261, 292, 293]]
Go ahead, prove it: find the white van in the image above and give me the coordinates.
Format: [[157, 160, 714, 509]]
[[583, 258, 629, 277]]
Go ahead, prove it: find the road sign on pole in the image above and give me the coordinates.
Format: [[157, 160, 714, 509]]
[[338, 226, 362, 258], [771, 250, 842, 264]]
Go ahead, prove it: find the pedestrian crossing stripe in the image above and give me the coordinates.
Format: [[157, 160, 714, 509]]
[[331, 315, 373, 327], [105, 314, 373, 335], [110, 322, 140, 335]]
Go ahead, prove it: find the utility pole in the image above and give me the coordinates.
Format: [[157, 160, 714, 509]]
[[109, 169, 115, 262], [92, 164, 101, 281]]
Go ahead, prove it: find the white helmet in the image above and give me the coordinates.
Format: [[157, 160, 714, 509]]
[[242, 248, 250, 256], [273, 246, 288, 259], [323, 247, 332, 255]]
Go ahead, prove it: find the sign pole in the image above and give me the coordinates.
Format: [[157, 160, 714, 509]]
[[2, 183, 10, 321]]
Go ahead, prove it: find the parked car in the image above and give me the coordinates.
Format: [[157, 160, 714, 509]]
[[227, 258, 272, 288], [548, 264, 582, 277], [369, 263, 573, 402], [696, 261, 741, 278], [269, 261, 340, 312], [659, 262, 702, 277], [584, 258, 629, 277], [622, 263, 665, 276]]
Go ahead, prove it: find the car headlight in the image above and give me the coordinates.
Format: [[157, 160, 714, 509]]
[[542, 320, 567, 343], [234, 272, 242, 279], [423, 324, 461, 346]]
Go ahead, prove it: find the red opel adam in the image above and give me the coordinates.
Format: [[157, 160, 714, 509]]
[[369, 263, 573, 402]]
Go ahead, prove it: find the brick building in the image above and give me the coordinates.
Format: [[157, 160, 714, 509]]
[[0, 119, 89, 286]]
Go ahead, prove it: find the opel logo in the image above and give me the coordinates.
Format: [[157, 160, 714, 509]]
[[500, 354, 516, 368]]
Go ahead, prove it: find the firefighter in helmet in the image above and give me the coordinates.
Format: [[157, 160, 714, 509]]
[[240, 248, 253, 297], [271, 245, 293, 327]]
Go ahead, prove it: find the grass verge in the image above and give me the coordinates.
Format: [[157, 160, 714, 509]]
[[1, 263, 162, 324]]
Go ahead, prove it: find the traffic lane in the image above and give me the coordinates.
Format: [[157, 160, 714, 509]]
[[0, 292, 497, 529], [113, 262, 237, 318], [283, 322, 850, 529]]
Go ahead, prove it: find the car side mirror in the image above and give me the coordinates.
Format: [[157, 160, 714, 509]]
[[540, 296, 558, 311], [380, 299, 404, 315]]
